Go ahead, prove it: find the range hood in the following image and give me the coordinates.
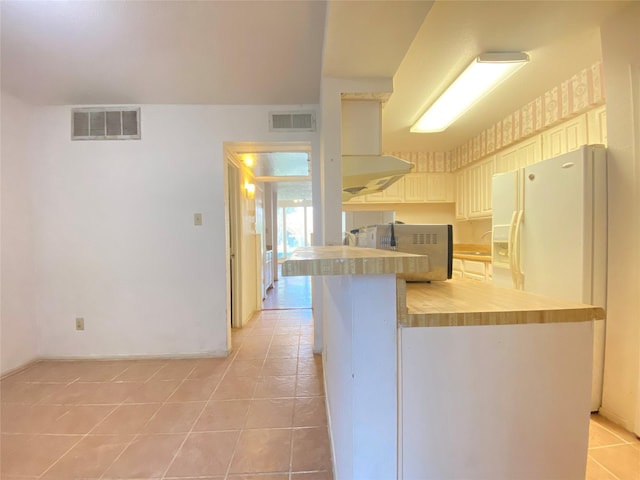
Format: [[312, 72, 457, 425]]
[[341, 99, 414, 201], [342, 154, 414, 202]]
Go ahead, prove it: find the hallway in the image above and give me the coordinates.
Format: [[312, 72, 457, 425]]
[[262, 265, 311, 310]]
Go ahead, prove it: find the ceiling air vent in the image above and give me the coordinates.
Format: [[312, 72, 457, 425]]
[[269, 111, 316, 132], [72, 107, 141, 140]]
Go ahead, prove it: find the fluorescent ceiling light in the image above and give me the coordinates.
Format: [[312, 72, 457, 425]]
[[411, 52, 530, 133]]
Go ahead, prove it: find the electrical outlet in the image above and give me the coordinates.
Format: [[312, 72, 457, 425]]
[[75, 317, 85, 331], [194, 213, 203, 226]]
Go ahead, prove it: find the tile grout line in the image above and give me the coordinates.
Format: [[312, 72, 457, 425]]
[[592, 420, 637, 445], [158, 324, 275, 480], [588, 453, 622, 480], [222, 317, 281, 480], [95, 362, 198, 480], [35, 401, 121, 478], [31, 367, 134, 479], [288, 320, 302, 480], [155, 356, 235, 479], [588, 442, 633, 450]]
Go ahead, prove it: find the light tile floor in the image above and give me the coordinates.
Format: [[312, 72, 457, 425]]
[[262, 265, 311, 310], [0, 308, 332, 480], [587, 413, 640, 479]]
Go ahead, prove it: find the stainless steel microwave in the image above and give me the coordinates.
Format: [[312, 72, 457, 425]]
[[353, 224, 453, 281]]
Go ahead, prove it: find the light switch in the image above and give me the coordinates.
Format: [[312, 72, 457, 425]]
[[194, 213, 203, 226]]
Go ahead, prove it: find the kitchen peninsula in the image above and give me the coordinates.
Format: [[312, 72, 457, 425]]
[[283, 246, 604, 480]]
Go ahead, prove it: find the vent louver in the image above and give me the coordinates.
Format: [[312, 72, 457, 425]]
[[412, 233, 438, 245], [72, 107, 141, 140], [269, 111, 316, 132]]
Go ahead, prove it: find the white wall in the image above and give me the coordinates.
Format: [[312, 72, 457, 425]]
[[454, 218, 493, 245], [315, 77, 393, 353], [6, 103, 318, 363], [1, 92, 39, 374], [599, 2, 640, 432]]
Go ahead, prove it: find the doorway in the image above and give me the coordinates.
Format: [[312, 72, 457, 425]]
[[226, 143, 314, 313], [263, 201, 313, 310]]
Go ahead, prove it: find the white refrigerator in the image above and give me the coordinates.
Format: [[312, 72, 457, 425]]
[[491, 144, 607, 411]]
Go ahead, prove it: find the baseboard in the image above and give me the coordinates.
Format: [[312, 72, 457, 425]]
[[598, 406, 635, 433], [0, 350, 229, 380], [40, 350, 230, 361], [1, 357, 41, 380]]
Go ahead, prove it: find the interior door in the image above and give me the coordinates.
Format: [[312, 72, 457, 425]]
[[227, 162, 242, 328]]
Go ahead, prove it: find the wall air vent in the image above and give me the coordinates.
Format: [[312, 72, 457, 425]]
[[269, 111, 316, 132], [72, 107, 141, 140]]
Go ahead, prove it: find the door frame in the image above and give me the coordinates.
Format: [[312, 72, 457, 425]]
[[225, 157, 242, 330], [631, 65, 640, 436]]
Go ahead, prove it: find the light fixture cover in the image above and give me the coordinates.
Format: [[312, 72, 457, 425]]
[[411, 52, 529, 133]]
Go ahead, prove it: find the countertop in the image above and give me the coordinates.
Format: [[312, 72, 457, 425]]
[[282, 246, 604, 328], [453, 243, 492, 262], [397, 278, 605, 328], [281, 246, 430, 276]]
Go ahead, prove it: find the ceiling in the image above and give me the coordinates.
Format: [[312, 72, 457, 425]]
[[1, 0, 631, 167], [0, 0, 326, 105]]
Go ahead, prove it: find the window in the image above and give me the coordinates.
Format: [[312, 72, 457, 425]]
[[277, 205, 313, 260]]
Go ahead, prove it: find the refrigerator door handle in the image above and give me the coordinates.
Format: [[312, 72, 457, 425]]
[[508, 210, 518, 287], [512, 209, 525, 289]]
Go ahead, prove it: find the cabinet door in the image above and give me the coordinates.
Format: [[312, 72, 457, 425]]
[[587, 105, 607, 146], [365, 190, 385, 202], [404, 173, 427, 202], [455, 171, 467, 220], [425, 173, 455, 202], [495, 137, 542, 173], [467, 164, 482, 218], [464, 158, 494, 219], [344, 194, 366, 204], [495, 149, 518, 174], [383, 178, 404, 202], [542, 114, 587, 159], [480, 159, 494, 215], [462, 259, 487, 282]]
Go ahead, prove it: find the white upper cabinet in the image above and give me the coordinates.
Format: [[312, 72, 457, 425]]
[[458, 157, 494, 220], [495, 136, 542, 174], [345, 107, 606, 215], [425, 173, 455, 202], [403, 173, 427, 202], [587, 105, 607, 146], [455, 170, 467, 220], [542, 114, 588, 159], [344, 172, 454, 204]]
